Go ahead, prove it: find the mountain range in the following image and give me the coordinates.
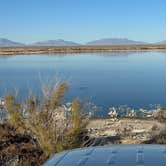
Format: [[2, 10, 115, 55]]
[[0, 38, 166, 47], [156, 40, 166, 44], [86, 38, 148, 45], [31, 39, 81, 46], [0, 38, 25, 47]]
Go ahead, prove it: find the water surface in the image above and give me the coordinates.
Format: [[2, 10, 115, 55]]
[[0, 51, 166, 115]]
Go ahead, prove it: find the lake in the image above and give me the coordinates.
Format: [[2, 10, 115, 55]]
[[0, 51, 166, 115]]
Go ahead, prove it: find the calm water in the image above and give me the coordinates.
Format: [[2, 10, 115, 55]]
[[0, 51, 166, 115]]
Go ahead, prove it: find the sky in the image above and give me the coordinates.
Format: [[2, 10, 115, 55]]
[[0, 0, 166, 44]]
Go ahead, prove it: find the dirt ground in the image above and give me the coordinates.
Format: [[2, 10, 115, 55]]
[[87, 118, 166, 144]]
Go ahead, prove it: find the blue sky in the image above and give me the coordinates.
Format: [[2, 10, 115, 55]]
[[0, 0, 166, 43]]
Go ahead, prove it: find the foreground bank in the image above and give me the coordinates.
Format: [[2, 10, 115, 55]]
[[1, 117, 166, 166], [1, 81, 166, 165]]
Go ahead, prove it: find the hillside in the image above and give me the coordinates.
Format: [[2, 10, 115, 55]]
[[86, 38, 148, 46], [0, 38, 25, 47], [31, 39, 81, 46]]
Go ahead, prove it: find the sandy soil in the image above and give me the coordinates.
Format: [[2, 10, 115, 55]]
[[87, 118, 166, 144]]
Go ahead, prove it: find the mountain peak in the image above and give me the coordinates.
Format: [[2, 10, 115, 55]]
[[86, 38, 148, 46], [156, 40, 166, 44], [32, 39, 81, 46], [56, 39, 65, 42], [0, 38, 25, 47]]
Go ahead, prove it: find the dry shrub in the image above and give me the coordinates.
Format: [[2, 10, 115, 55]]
[[4, 82, 89, 157]]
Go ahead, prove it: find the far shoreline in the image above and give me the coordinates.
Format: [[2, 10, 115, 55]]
[[1, 44, 166, 55]]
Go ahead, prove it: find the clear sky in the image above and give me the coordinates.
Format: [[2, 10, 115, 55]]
[[0, 0, 166, 43]]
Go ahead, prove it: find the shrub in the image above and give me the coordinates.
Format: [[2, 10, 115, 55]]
[[153, 108, 166, 122], [4, 82, 89, 157]]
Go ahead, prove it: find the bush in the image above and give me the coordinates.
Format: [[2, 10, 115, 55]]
[[4, 82, 89, 157], [153, 108, 166, 122]]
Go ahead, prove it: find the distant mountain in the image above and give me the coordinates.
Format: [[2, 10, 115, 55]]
[[32, 39, 81, 46], [1, 38, 161, 47], [0, 38, 25, 47], [86, 38, 148, 46], [155, 40, 166, 45]]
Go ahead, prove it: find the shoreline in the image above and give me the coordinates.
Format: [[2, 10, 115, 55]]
[[1, 44, 166, 55]]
